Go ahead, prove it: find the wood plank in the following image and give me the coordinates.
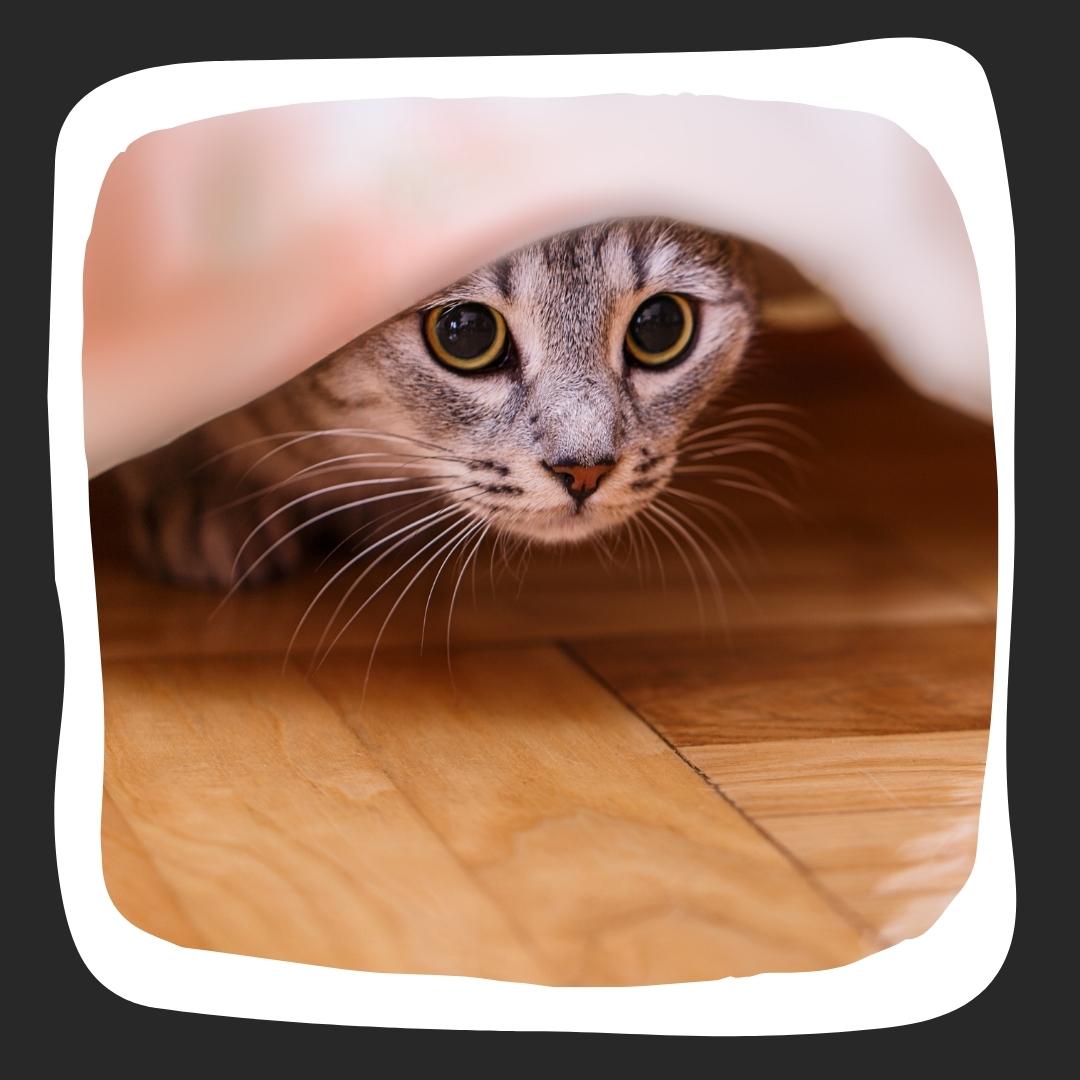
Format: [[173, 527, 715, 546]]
[[759, 806, 981, 944], [103, 656, 552, 982], [683, 731, 989, 817], [574, 622, 995, 746], [101, 790, 206, 949], [313, 645, 873, 985]]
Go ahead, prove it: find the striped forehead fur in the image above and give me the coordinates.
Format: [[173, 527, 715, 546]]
[[421, 219, 746, 312]]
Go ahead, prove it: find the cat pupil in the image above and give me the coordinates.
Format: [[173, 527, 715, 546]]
[[437, 304, 497, 360], [630, 295, 685, 354]]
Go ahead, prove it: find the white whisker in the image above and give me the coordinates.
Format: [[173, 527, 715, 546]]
[[284, 500, 466, 667], [219, 481, 464, 608], [656, 497, 752, 606], [360, 516, 486, 700], [213, 461, 453, 514], [445, 521, 492, 674], [650, 501, 727, 622], [236, 428, 462, 484], [663, 486, 762, 563], [636, 512, 667, 591], [642, 505, 706, 625], [698, 476, 801, 515], [316, 509, 479, 670], [724, 402, 806, 418], [421, 517, 486, 653], [190, 426, 459, 478], [315, 487, 460, 570], [684, 439, 807, 478], [679, 415, 815, 450]]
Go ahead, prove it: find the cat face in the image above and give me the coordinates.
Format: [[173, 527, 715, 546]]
[[311, 219, 755, 544]]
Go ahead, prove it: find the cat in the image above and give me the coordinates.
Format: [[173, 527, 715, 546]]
[[114, 218, 757, 594]]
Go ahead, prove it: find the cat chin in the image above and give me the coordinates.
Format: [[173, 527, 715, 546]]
[[493, 507, 629, 546]]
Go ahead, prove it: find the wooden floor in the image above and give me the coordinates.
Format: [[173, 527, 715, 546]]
[[92, 325, 997, 985]]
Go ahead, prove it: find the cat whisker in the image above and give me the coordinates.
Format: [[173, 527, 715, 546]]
[[655, 497, 752, 607], [219, 481, 467, 609], [693, 475, 802, 515], [635, 512, 667, 591], [421, 516, 488, 654], [663, 485, 763, 565], [359, 517, 488, 701], [672, 462, 781, 489], [190, 427, 460, 479], [229, 475, 460, 578], [211, 459, 458, 514], [649, 501, 727, 624], [445, 521, 492, 679], [285, 498, 470, 668], [316, 509, 481, 672], [287, 449, 466, 477], [682, 439, 808, 482], [589, 533, 617, 576], [641, 505, 706, 627], [487, 527, 503, 592], [673, 457, 801, 497], [490, 528, 532, 594], [679, 415, 816, 450], [242, 427, 463, 478], [515, 539, 534, 599], [621, 515, 646, 585], [681, 431, 806, 452], [313, 496, 484, 663], [316, 488, 459, 570], [492, 526, 524, 593], [189, 429, 324, 477], [724, 402, 807, 417], [606, 524, 638, 574]]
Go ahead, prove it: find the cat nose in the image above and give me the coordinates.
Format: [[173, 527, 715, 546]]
[[546, 460, 617, 502]]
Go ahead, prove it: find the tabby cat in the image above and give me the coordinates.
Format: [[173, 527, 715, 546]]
[[116, 218, 757, 604]]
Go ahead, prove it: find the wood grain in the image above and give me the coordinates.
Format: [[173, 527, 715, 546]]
[[680, 731, 990, 817], [101, 791, 206, 949], [313, 645, 873, 983], [574, 623, 995, 746], [761, 807, 981, 943], [104, 656, 552, 981]]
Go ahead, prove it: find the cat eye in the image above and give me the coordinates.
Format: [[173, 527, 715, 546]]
[[625, 293, 695, 368], [424, 303, 510, 373]]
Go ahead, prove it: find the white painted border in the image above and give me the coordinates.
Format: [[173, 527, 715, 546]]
[[51, 44, 1014, 1034]]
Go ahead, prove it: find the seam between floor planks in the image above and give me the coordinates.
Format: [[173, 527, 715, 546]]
[[308, 643, 872, 984], [557, 640, 888, 950]]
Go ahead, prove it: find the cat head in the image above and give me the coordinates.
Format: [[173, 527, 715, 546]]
[[313, 218, 756, 544]]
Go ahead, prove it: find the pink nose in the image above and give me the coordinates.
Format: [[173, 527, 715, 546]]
[[548, 461, 616, 500]]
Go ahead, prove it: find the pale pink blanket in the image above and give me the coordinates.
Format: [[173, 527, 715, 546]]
[[84, 97, 989, 477]]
